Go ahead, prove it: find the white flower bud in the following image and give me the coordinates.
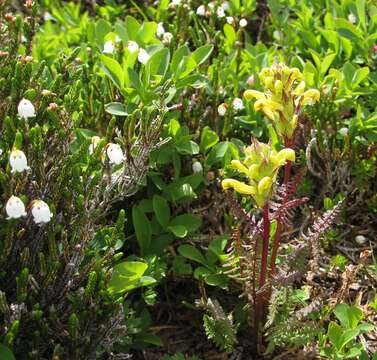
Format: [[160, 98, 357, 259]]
[[222, 1, 229, 10], [218, 103, 227, 116], [348, 13, 357, 24], [127, 41, 139, 53], [239, 18, 248, 27], [339, 127, 349, 137], [232, 97, 244, 111], [216, 6, 225, 18], [247, 75, 255, 86], [9, 150, 29, 173], [6, 196, 27, 220], [208, 2, 215, 10], [106, 143, 124, 165], [196, 5, 206, 16], [226, 16, 234, 24], [103, 40, 115, 54], [138, 48, 150, 64], [156, 22, 165, 37], [89, 136, 100, 155], [18, 98, 36, 119], [163, 32, 173, 44], [192, 161, 203, 173], [31, 200, 53, 224], [355, 235, 367, 245]]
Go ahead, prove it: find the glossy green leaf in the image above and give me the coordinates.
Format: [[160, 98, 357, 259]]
[[100, 55, 124, 89], [132, 206, 152, 253], [178, 244, 207, 265], [152, 195, 170, 228]]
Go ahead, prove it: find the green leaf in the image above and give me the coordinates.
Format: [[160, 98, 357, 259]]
[[176, 140, 199, 155], [152, 195, 170, 228], [167, 225, 188, 238], [334, 304, 363, 329], [104, 102, 128, 116], [356, 0, 366, 30], [95, 19, 111, 46], [0, 345, 15, 360], [334, 18, 363, 41], [169, 214, 202, 233], [343, 62, 356, 90], [148, 48, 170, 81], [171, 45, 190, 74], [191, 45, 214, 66], [339, 328, 360, 351], [100, 55, 124, 89], [178, 244, 207, 265], [137, 22, 158, 44], [320, 53, 336, 75], [108, 261, 148, 294], [352, 67, 369, 88], [127, 67, 144, 98], [200, 126, 219, 153], [132, 206, 152, 254], [328, 321, 343, 350], [125, 16, 141, 40]]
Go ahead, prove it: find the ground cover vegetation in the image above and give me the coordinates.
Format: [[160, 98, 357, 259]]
[[0, 0, 377, 359]]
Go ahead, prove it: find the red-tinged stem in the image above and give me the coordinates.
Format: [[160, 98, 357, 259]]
[[259, 203, 270, 289], [269, 138, 293, 276]]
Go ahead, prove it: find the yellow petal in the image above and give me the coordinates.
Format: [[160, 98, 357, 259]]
[[244, 89, 265, 101], [231, 160, 249, 175], [302, 89, 320, 106], [222, 179, 256, 195], [277, 148, 295, 163], [292, 81, 306, 96], [257, 176, 272, 194]]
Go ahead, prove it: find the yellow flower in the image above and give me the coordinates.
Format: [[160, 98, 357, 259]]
[[301, 89, 320, 106], [222, 179, 256, 195]]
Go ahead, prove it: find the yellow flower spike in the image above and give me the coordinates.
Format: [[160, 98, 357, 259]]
[[230, 160, 249, 175], [257, 176, 272, 194], [244, 89, 266, 101], [290, 114, 298, 131], [222, 179, 256, 195], [276, 148, 295, 164], [302, 89, 320, 106]]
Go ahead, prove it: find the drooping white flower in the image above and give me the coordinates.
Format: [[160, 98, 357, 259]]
[[127, 41, 139, 53], [18, 98, 35, 119], [226, 16, 234, 24], [348, 12, 357, 24], [6, 196, 27, 220], [9, 150, 29, 173], [138, 48, 150, 64], [0, 149, 3, 156], [171, 0, 182, 6], [216, 6, 225, 18], [103, 40, 115, 54], [247, 75, 255, 86], [192, 161, 203, 173], [43, 11, 54, 21], [89, 136, 101, 155], [156, 22, 165, 37], [106, 143, 124, 165], [222, 1, 229, 10], [218, 103, 227, 116], [163, 32, 173, 44], [355, 235, 367, 245], [30, 200, 53, 224], [115, 35, 121, 43], [196, 5, 206, 16], [232, 97, 244, 111], [339, 127, 349, 137], [239, 18, 248, 28], [208, 2, 215, 10]]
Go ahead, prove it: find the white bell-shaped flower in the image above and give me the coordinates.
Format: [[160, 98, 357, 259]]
[[355, 235, 367, 245], [196, 5, 206, 16], [232, 97, 244, 111], [156, 22, 165, 37], [192, 161, 203, 173], [6, 196, 27, 220], [18, 98, 36, 119], [127, 41, 139, 53], [226, 16, 234, 24], [163, 32, 173, 44], [31, 200, 53, 224], [218, 103, 227, 116], [138, 48, 150, 64], [103, 40, 115, 54], [9, 149, 29, 173], [216, 6, 225, 18], [106, 143, 124, 165], [239, 18, 248, 28], [89, 136, 101, 155]]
